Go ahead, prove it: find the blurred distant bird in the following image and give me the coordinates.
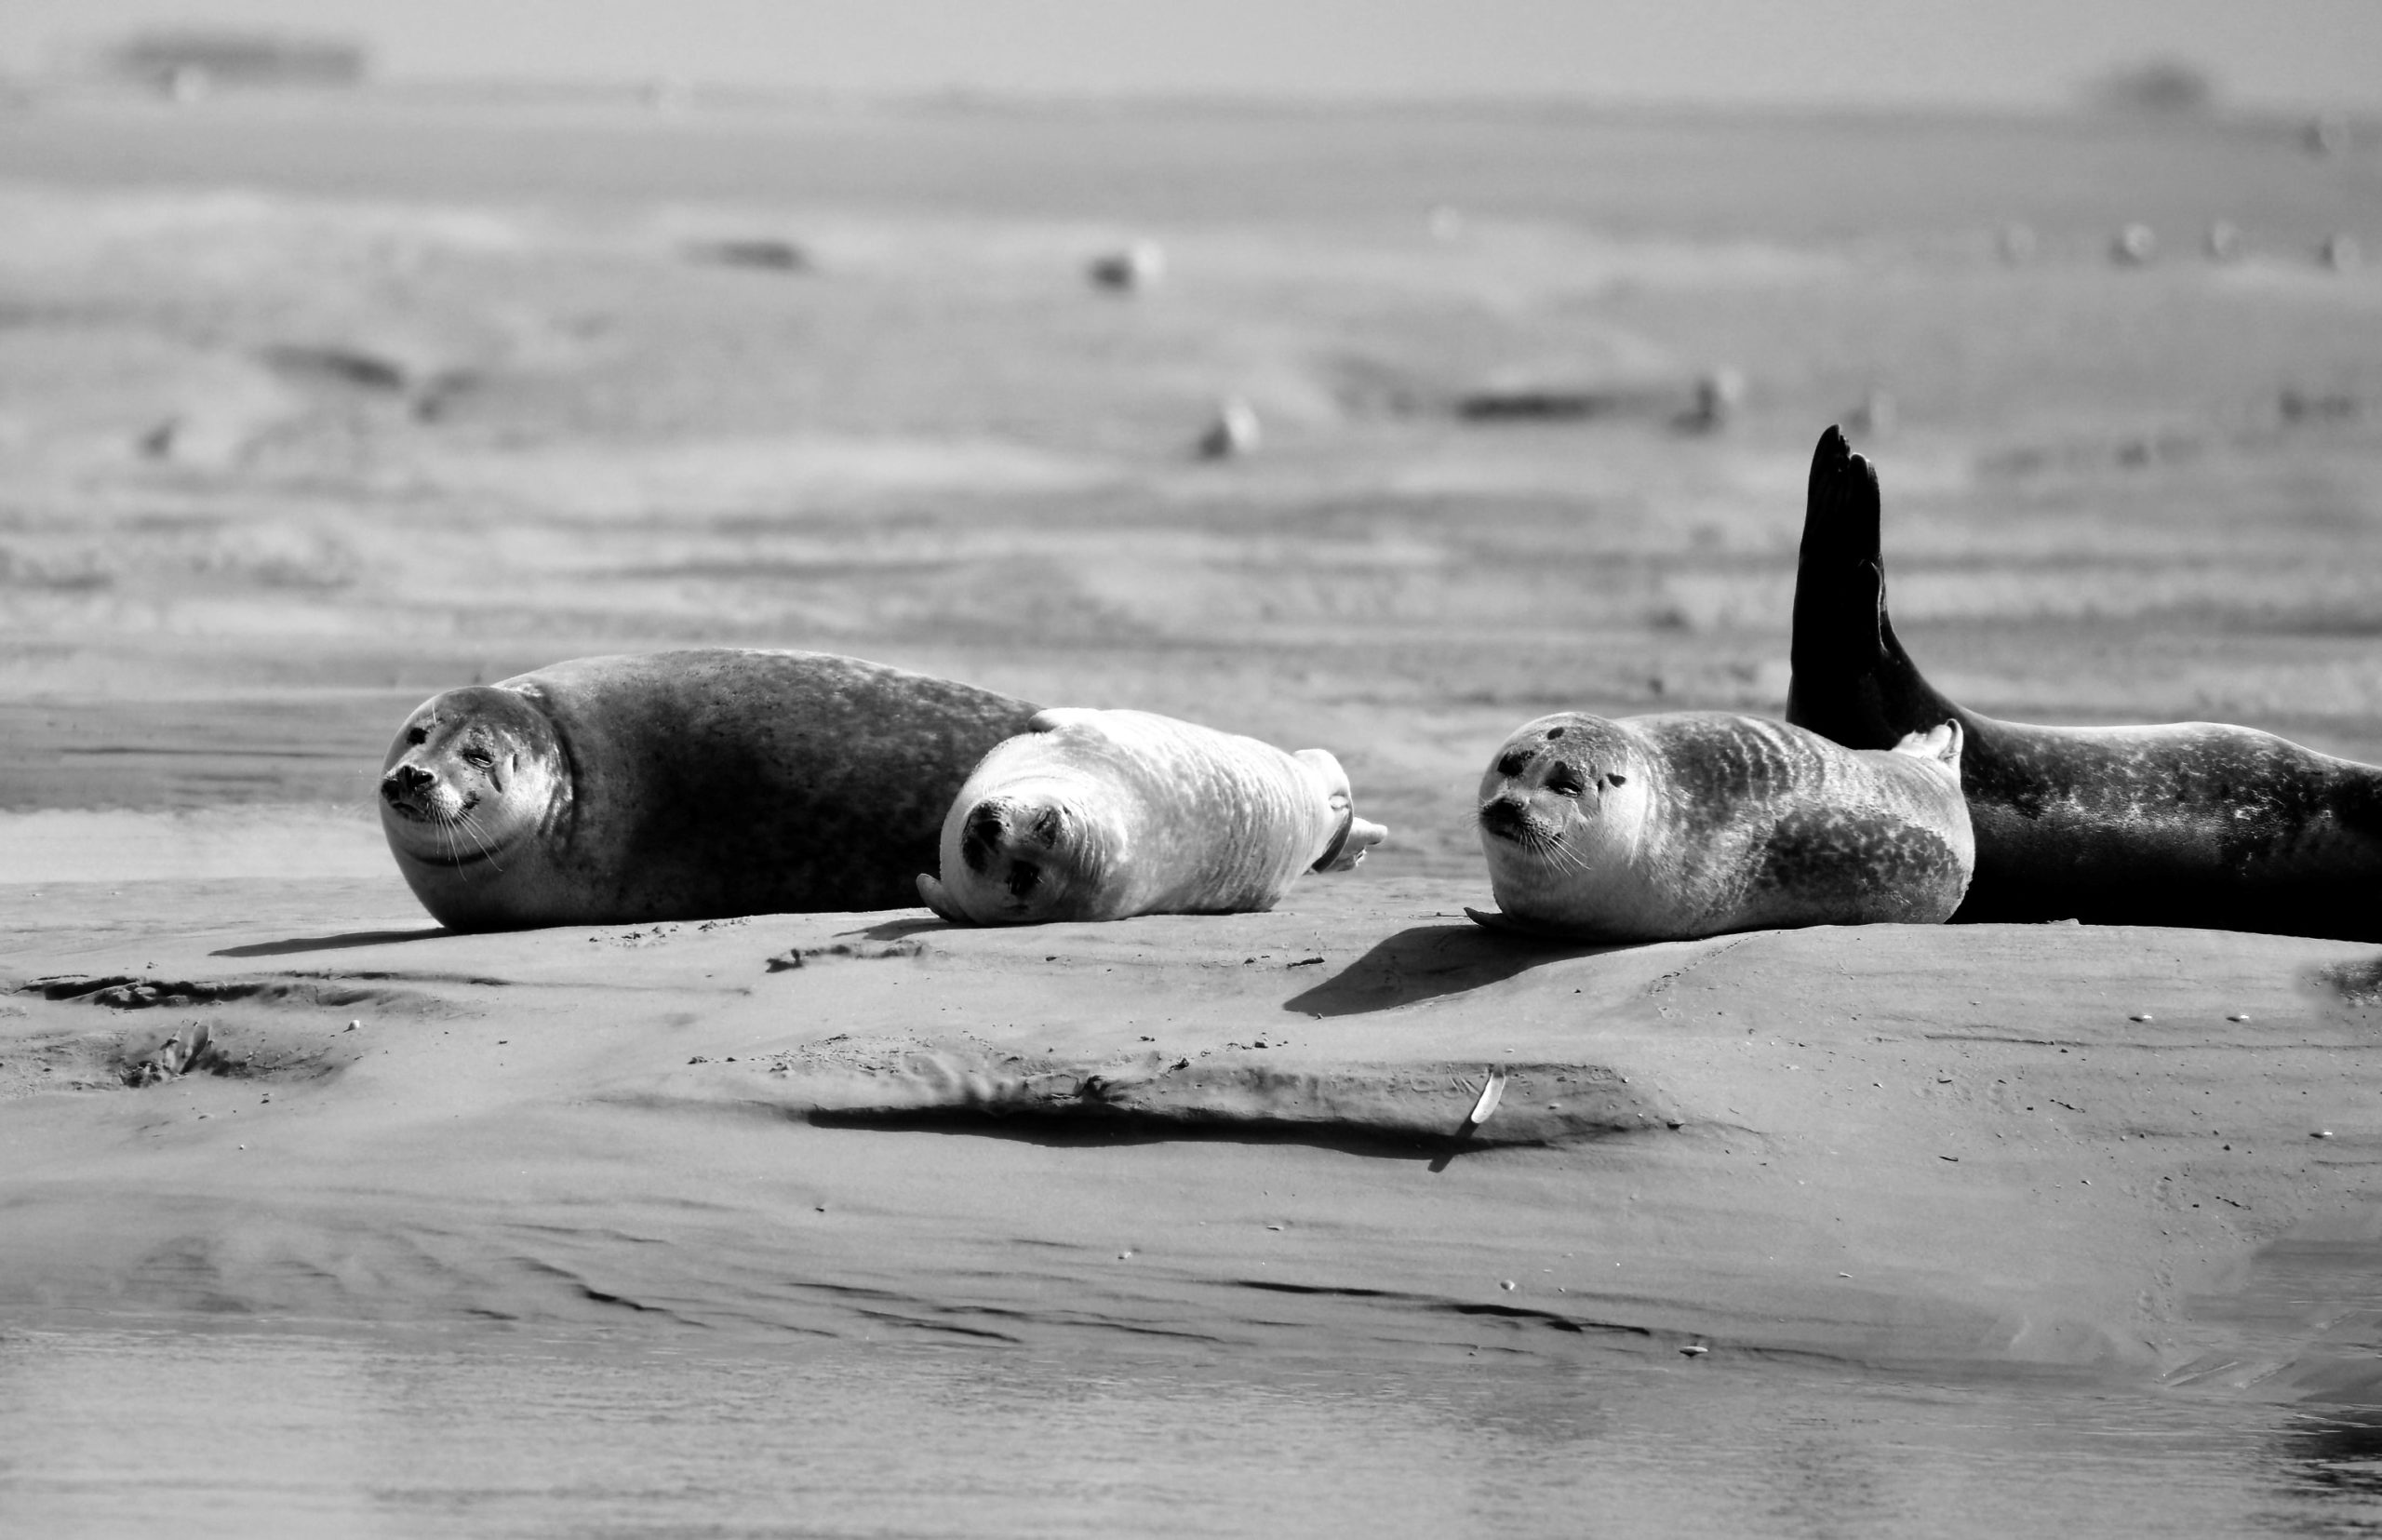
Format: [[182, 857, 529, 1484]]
[[1088, 240, 1166, 292], [2204, 221, 2243, 262], [1198, 396, 1262, 459], [2111, 223, 2158, 265], [1680, 368, 1746, 433]]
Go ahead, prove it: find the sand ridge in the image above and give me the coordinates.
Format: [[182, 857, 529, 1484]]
[[7, 868, 2382, 1396]]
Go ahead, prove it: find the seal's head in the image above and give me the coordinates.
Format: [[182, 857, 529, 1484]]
[[917, 783, 1116, 925], [1475, 714, 1652, 915], [378, 687, 566, 880]]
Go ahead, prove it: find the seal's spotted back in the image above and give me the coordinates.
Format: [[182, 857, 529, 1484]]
[[1473, 710, 1972, 942]]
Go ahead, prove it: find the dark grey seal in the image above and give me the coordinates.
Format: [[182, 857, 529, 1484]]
[[1786, 425, 2382, 940], [378, 649, 1040, 931]]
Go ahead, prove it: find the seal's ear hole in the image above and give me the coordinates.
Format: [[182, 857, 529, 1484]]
[[1544, 726, 1566, 740], [1603, 772, 1627, 789]]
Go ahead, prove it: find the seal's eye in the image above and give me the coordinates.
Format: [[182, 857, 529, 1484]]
[[1545, 766, 1585, 797], [461, 743, 496, 770], [1496, 749, 1532, 777], [1031, 808, 1063, 845]]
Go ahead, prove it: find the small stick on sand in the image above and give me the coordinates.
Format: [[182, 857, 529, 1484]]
[[1467, 1068, 1507, 1129]]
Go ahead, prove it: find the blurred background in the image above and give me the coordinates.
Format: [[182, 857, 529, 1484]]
[[0, 0, 2376, 879]]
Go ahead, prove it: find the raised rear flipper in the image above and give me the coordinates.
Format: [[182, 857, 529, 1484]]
[[1785, 425, 1965, 752]]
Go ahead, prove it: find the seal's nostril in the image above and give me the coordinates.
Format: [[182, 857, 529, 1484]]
[[1479, 797, 1530, 834]]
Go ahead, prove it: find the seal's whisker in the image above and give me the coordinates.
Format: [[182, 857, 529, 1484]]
[[457, 808, 505, 874]]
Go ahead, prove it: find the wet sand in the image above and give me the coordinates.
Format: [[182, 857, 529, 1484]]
[[4, 88, 2382, 1533]]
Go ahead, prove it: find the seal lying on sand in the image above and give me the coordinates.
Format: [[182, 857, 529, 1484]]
[[1787, 425, 2382, 939], [917, 708, 1388, 925], [1470, 711, 1972, 941], [380, 649, 1040, 931]]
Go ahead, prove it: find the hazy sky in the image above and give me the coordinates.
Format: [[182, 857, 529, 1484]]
[[7, 0, 2380, 112]]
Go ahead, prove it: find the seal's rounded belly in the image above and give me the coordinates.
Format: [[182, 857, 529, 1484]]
[[917, 707, 1388, 925], [377, 649, 1040, 931], [1471, 710, 1974, 942]]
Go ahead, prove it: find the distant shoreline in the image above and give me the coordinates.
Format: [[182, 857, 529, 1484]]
[[3, 74, 2363, 137]]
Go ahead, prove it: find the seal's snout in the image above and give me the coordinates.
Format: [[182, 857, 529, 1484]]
[[960, 800, 1010, 874], [1478, 794, 1532, 840], [381, 763, 435, 810]]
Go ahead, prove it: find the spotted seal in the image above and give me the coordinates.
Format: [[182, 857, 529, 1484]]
[[917, 708, 1388, 925], [1786, 425, 2382, 939], [1469, 711, 1973, 941], [378, 649, 1040, 931]]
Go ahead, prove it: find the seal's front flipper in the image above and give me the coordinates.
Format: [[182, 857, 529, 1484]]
[[917, 872, 970, 924], [1786, 425, 1962, 750], [1464, 904, 1562, 936]]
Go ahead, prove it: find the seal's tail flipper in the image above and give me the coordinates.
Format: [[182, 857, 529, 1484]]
[[1316, 813, 1389, 873], [1785, 425, 1963, 749], [1787, 425, 1887, 704], [1889, 718, 1965, 784], [1294, 748, 1388, 872]]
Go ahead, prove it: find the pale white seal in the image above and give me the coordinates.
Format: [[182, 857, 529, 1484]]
[[1472, 711, 1973, 942], [917, 708, 1388, 925]]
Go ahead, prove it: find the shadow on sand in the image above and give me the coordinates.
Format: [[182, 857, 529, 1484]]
[[1284, 921, 1621, 1017], [806, 1105, 1461, 1161], [839, 917, 949, 944], [212, 927, 448, 957]]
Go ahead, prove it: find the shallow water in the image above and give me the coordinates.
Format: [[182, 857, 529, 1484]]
[[4, 1319, 2379, 1539]]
